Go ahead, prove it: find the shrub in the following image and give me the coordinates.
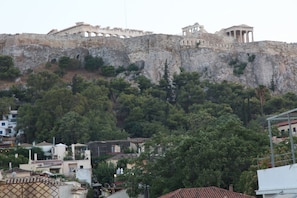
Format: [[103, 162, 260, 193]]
[[127, 64, 139, 72], [116, 66, 126, 74], [233, 62, 247, 76], [84, 55, 104, 71], [101, 66, 116, 77], [248, 54, 256, 62], [0, 55, 21, 80]]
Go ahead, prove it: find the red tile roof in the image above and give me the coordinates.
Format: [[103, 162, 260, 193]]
[[275, 120, 297, 127], [159, 187, 255, 198]]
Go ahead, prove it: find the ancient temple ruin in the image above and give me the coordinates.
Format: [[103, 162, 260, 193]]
[[48, 22, 153, 38], [223, 24, 254, 43]]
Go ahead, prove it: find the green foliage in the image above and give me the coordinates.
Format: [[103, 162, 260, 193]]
[[27, 71, 62, 92], [11, 65, 297, 197], [93, 162, 116, 184], [101, 65, 116, 77], [125, 114, 269, 197], [247, 54, 256, 62], [0, 148, 32, 170], [71, 74, 91, 94], [136, 75, 153, 92], [127, 64, 139, 72], [52, 111, 89, 144], [115, 66, 126, 74], [233, 62, 247, 76], [269, 77, 276, 91], [58, 56, 71, 70], [0, 97, 15, 116], [84, 55, 104, 71], [228, 57, 247, 76], [58, 56, 81, 71], [0, 55, 21, 80]]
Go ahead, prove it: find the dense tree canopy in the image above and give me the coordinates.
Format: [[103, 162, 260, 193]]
[[0, 55, 20, 80], [2, 62, 297, 196]]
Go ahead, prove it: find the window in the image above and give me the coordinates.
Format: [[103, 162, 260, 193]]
[[80, 165, 83, 169], [1, 122, 5, 126], [0, 130, 2, 134], [294, 128, 296, 132]]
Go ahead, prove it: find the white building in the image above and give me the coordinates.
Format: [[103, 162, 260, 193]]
[[0, 110, 18, 137], [19, 143, 92, 185]]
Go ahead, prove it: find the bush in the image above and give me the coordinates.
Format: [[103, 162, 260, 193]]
[[58, 56, 81, 71], [101, 66, 116, 77], [116, 66, 126, 74], [84, 55, 104, 71], [248, 54, 256, 62], [127, 64, 139, 72], [233, 62, 247, 76], [0, 55, 21, 80]]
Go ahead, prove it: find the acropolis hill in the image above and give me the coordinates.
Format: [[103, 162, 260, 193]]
[[1, 22, 297, 94]]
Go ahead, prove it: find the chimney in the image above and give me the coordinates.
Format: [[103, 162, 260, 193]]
[[229, 184, 233, 192]]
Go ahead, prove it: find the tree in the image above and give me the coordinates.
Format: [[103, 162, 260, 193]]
[[71, 74, 90, 95], [93, 162, 116, 185], [51, 111, 89, 145], [122, 114, 269, 197], [58, 56, 81, 71], [84, 55, 104, 71], [255, 85, 269, 115], [0, 97, 14, 116], [0, 55, 20, 80], [101, 65, 116, 77], [136, 75, 153, 93], [27, 71, 62, 92]]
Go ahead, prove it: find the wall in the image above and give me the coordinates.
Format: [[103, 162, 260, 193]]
[[257, 164, 297, 196]]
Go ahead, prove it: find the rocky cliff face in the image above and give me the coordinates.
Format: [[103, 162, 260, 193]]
[[1, 33, 297, 94]]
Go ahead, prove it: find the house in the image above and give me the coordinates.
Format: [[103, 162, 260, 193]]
[[35, 141, 53, 158], [0, 136, 15, 148], [275, 120, 297, 136], [19, 143, 92, 185], [106, 153, 139, 168], [0, 110, 18, 137], [88, 138, 148, 158], [159, 186, 255, 198]]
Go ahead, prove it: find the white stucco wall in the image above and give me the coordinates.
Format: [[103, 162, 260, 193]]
[[257, 164, 297, 195]]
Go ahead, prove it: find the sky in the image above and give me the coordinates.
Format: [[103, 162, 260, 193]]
[[1, 0, 297, 43]]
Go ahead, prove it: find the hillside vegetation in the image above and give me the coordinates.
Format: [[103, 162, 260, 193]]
[[1, 54, 296, 197]]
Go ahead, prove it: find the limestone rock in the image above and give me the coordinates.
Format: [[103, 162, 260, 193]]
[[1, 33, 297, 94]]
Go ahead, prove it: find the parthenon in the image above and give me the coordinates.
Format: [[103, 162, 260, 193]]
[[48, 22, 153, 38]]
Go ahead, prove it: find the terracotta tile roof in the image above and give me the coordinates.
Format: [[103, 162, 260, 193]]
[[275, 120, 297, 127], [159, 187, 255, 198]]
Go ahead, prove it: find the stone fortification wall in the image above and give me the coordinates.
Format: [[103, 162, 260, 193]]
[[1, 33, 297, 93]]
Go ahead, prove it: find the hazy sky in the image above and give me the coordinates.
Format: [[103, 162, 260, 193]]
[[1, 0, 297, 43]]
